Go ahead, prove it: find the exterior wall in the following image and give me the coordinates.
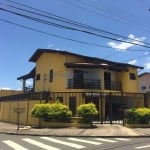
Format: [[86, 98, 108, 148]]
[[120, 67, 139, 93], [0, 99, 44, 126], [32, 52, 140, 94], [35, 53, 82, 92], [138, 73, 150, 93], [0, 91, 146, 126]]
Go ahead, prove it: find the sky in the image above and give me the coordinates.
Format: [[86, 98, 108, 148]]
[[0, 0, 150, 90]]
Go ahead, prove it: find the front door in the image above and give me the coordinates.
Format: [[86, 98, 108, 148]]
[[69, 97, 76, 116], [73, 70, 83, 89], [104, 72, 111, 90]]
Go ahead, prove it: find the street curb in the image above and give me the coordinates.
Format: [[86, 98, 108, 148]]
[[0, 131, 150, 138]]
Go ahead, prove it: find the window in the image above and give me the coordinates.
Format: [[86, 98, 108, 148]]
[[129, 73, 136, 80], [49, 69, 53, 82], [36, 74, 40, 80]]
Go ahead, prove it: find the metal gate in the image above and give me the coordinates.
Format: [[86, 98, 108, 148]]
[[93, 93, 126, 125]]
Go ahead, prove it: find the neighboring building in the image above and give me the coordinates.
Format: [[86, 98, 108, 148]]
[[0, 49, 146, 126], [138, 72, 150, 93], [0, 89, 22, 97]]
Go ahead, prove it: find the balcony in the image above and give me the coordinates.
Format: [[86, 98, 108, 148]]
[[67, 79, 101, 89], [23, 86, 34, 93], [104, 81, 122, 91]]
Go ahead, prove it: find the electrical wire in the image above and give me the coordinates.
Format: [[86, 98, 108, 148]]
[[63, 0, 150, 33], [1, 6, 150, 49], [0, 17, 149, 54], [1, 1, 150, 47], [1, 0, 149, 68]]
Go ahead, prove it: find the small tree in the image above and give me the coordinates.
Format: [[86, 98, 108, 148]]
[[77, 103, 98, 123]]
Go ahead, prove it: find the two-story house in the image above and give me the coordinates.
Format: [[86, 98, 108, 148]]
[[17, 49, 144, 122]]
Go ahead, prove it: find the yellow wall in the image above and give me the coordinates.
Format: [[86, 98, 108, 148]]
[[35, 53, 82, 92], [0, 99, 45, 126], [0, 92, 147, 126], [121, 67, 138, 93], [33, 52, 140, 93]]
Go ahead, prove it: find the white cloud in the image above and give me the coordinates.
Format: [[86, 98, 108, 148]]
[[48, 44, 53, 48], [144, 63, 150, 70], [108, 41, 133, 51], [128, 59, 137, 65], [0, 87, 11, 90], [107, 34, 146, 51]]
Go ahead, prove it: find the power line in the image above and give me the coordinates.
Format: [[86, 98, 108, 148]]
[[0, 18, 107, 48], [1, 17, 149, 55], [0, 19, 145, 71], [63, 0, 150, 33], [0, 2, 138, 40], [1, 0, 150, 66], [84, 0, 149, 30], [123, 53, 150, 64], [1, 6, 150, 49], [2, 0, 150, 47]]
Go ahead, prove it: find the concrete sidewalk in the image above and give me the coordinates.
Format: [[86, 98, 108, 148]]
[[0, 122, 150, 137]]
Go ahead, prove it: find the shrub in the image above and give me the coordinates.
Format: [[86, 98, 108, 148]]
[[31, 103, 50, 119], [77, 103, 98, 123], [125, 108, 150, 124], [31, 102, 72, 122]]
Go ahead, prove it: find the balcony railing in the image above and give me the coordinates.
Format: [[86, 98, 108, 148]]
[[67, 79, 101, 89], [104, 81, 122, 91], [23, 86, 34, 92]]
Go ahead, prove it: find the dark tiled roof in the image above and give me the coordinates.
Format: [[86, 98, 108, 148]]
[[138, 72, 150, 77], [18, 49, 144, 80], [29, 49, 144, 70], [29, 49, 88, 62]]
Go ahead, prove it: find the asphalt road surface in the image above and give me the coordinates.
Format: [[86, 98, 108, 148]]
[[0, 133, 150, 150]]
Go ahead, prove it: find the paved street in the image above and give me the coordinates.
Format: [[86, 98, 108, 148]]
[[0, 133, 150, 150]]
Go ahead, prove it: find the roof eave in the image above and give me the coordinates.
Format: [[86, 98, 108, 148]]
[[17, 67, 35, 80], [29, 49, 144, 70]]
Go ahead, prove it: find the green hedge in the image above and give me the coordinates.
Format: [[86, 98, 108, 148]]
[[125, 108, 150, 124], [31, 102, 72, 122], [77, 103, 98, 123]]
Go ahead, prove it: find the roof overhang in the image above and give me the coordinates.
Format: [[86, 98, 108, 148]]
[[17, 67, 35, 80], [29, 49, 87, 62], [29, 49, 144, 71], [64, 62, 129, 71]]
